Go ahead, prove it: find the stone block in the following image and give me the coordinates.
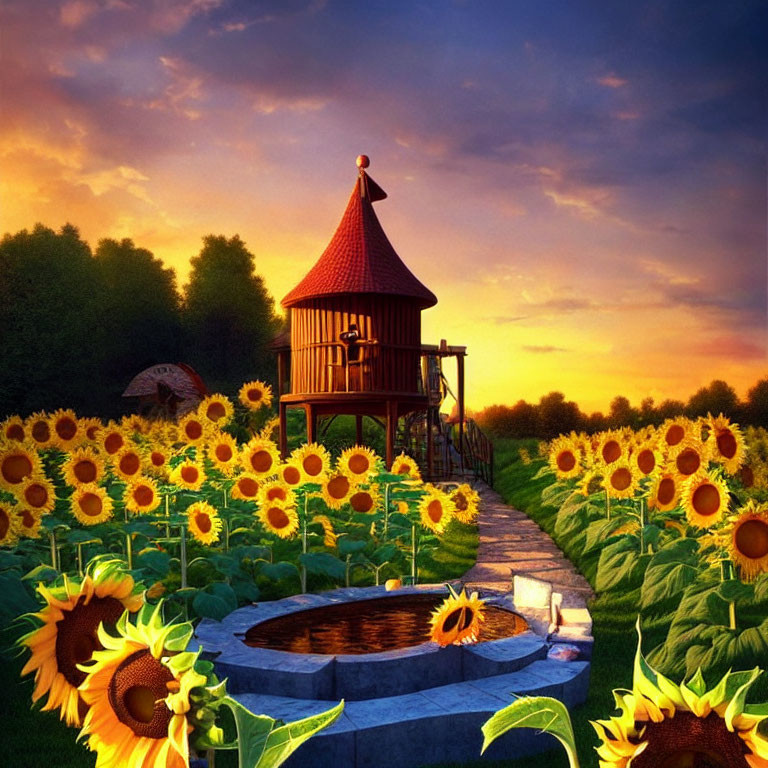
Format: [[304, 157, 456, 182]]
[[462, 633, 547, 680], [524, 660, 591, 707], [513, 575, 552, 609]]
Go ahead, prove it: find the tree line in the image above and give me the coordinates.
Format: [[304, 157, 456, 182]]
[[474, 379, 768, 440], [0, 224, 283, 419]]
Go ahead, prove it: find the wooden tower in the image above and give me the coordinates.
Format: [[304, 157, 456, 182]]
[[275, 156, 467, 472]]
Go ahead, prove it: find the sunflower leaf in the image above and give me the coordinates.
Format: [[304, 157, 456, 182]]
[[595, 537, 651, 593], [299, 552, 346, 580], [480, 696, 579, 768], [640, 538, 701, 609], [259, 561, 300, 582]]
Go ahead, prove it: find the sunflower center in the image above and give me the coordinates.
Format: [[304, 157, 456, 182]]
[[195, 512, 212, 534], [79, 492, 103, 517], [454, 492, 468, 511], [267, 506, 290, 529], [658, 477, 676, 506], [0, 509, 9, 539], [109, 650, 174, 738], [238, 477, 259, 496], [283, 466, 301, 485], [637, 449, 656, 475], [251, 450, 273, 474], [349, 454, 370, 474], [120, 454, 140, 476], [104, 433, 123, 454], [74, 460, 97, 483], [350, 492, 374, 513], [2, 454, 33, 484], [327, 476, 350, 499], [215, 444, 233, 462], [185, 421, 203, 440], [739, 466, 754, 488], [247, 388, 263, 402], [396, 463, 411, 475], [303, 455, 323, 476], [611, 468, 632, 491], [666, 425, 685, 446], [602, 440, 621, 464], [133, 485, 154, 507], [56, 417, 77, 440], [56, 596, 125, 686], [86, 425, 100, 440], [7, 424, 24, 441], [151, 452, 165, 467], [266, 487, 287, 501], [32, 421, 50, 443], [427, 499, 444, 522], [181, 466, 199, 484], [692, 484, 721, 517], [717, 431, 737, 460], [206, 402, 226, 421], [20, 509, 36, 529], [557, 451, 576, 472], [25, 483, 48, 508], [631, 711, 749, 768], [735, 519, 768, 560], [677, 448, 701, 476]]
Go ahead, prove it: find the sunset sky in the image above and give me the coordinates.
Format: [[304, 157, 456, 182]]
[[1, 0, 765, 413]]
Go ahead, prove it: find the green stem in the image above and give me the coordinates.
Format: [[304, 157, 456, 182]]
[[164, 493, 171, 538], [77, 542, 84, 577], [300, 514, 308, 594], [223, 487, 228, 509], [345, 554, 351, 588], [384, 483, 390, 540], [223, 518, 229, 552], [411, 523, 418, 585], [180, 524, 188, 589], [639, 498, 645, 553], [49, 530, 57, 570], [125, 533, 133, 570], [605, 490, 611, 521], [720, 559, 737, 630]]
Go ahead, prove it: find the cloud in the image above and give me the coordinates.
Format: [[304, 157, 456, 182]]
[[597, 74, 627, 88], [522, 345, 568, 353]]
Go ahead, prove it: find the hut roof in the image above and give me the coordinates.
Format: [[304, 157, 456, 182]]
[[281, 158, 437, 309]]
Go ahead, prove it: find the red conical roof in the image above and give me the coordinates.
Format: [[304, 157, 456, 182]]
[[281, 162, 437, 309]]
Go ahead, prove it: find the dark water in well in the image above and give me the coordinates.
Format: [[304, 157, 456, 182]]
[[243, 593, 528, 654]]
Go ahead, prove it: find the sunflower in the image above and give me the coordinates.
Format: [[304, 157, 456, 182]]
[[206, 432, 239, 476], [71, 484, 114, 526], [63, 448, 105, 487], [78, 603, 206, 767], [113, 446, 144, 482], [48, 408, 83, 450], [178, 412, 208, 447], [124, 477, 161, 515], [597, 431, 628, 467], [346, 485, 380, 515], [231, 472, 261, 501], [16, 506, 44, 539], [198, 393, 234, 426], [429, 586, 485, 646], [725, 500, 768, 581], [100, 421, 127, 456], [1, 415, 26, 443], [390, 452, 422, 480], [451, 484, 480, 524], [258, 501, 299, 539], [680, 470, 730, 530], [337, 445, 379, 483], [186, 501, 222, 545], [277, 460, 303, 488], [658, 416, 696, 454], [17, 475, 56, 515], [321, 473, 355, 510], [631, 441, 662, 478], [311, 514, 337, 547], [419, 484, 456, 534], [591, 621, 768, 768], [144, 445, 171, 479], [291, 442, 331, 483], [602, 459, 641, 500], [80, 417, 103, 444], [647, 471, 682, 512], [169, 460, 206, 492], [121, 414, 151, 437], [0, 502, 20, 546], [238, 379, 273, 411], [257, 480, 296, 509], [25, 412, 55, 449], [0, 444, 43, 491], [577, 469, 605, 497], [549, 435, 582, 479], [706, 414, 747, 475], [672, 438, 708, 478], [241, 437, 281, 479], [18, 561, 143, 727]]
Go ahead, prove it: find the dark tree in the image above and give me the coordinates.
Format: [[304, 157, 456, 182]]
[[744, 378, 768, 427], [183, 235, 283, 392], [608, 396, 639, 429], [537, 391, 582, 439], [686, 379, 740, 419]]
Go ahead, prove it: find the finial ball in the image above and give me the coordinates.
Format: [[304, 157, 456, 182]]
[[356, 154, 370, 169]]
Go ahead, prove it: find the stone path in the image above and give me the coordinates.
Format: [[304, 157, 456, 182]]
[[461, 481, 593, 607]]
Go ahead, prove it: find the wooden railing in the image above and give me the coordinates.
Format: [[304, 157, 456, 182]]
[[461, 418, 494, 485]]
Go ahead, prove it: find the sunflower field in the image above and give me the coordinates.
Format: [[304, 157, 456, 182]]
[[536, 416, 768, 681]]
